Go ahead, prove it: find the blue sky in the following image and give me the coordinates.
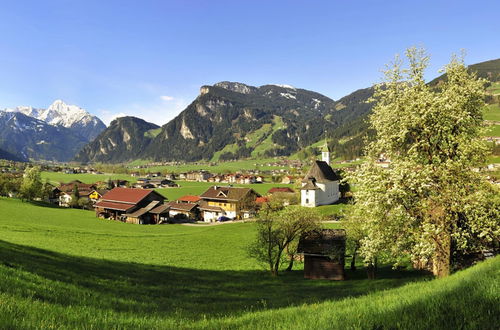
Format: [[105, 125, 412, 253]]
[[0, 0, 499, 125]]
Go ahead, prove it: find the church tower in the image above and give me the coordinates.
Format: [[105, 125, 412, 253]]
[[321, 139, 330, 165]]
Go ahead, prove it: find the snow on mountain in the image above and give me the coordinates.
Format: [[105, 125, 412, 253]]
[[3, 100, 106, 141]]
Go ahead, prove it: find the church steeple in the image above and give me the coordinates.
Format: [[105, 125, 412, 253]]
[[321, 138, 330, 165]]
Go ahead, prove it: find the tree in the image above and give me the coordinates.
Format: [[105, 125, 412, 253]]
[[249, 206, 322, 276], [70, 184, 80, 208], [19, 166, 43, 201], [41, 179, 54, 202], [78, 197, 92, 210], [347, 48, 500, 278]]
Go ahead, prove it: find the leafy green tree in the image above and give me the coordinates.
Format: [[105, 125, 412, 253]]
[[77, 197, 92, 210], [19, 166, 43, 201], [347, 48, 500, 278], [41, 179, 54, 202], [249, 206, 322, 276], [70, 184, 80, 208]]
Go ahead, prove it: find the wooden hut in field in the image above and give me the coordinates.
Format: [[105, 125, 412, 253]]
[[297, 229, 346, 280]]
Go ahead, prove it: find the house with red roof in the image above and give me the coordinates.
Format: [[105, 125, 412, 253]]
[[177, 195, 201, 203], [268, 187, 295, 194], [94, 187, 168, 224]]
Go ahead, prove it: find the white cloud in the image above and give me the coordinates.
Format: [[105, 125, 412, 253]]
[[97, 98, 189, 127], [160, 95, 174, 101], [99, 110, 128, 126]]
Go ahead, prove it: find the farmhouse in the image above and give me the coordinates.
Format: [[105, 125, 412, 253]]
[[297, 229, 346, 280], [300, 142, 340, 207], [199, 186, 260, 222], [56, 181, 99, 207], [94, 187, 167, 224], [167, 201, 200, 221]]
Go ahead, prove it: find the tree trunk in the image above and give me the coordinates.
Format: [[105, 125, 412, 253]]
[[432, 231, 451, 278], [350, 247, 357, 271], [285, 255, 294, 271]]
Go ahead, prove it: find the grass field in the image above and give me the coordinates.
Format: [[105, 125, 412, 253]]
[[41, 171, 135, 185], [483, 103, 500, 121], [0, 197, 497, 328], [484, 123, 500, 137]]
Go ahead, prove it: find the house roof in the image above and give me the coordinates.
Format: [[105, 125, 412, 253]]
[[302, 160, 340, 183], [199, 186, 260, 201], [255, 196, 269, 203], [149, 204, 170, 214], [297, 229, 346, 256], [167, 201, 198, 212], [94, 201, 135, 212], [58, 182, 97, 193], [124, 201, 161, 218], [268, 187, 295, 194], [301, 179, 320, 190], [177, 195, 201, 203], [100, 187, 165, 204]]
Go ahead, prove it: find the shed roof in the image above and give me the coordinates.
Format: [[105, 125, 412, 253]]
[[124, 201, 161, 218], [168, 202, 198, 212], [149, 204, 170, 214], [297, 229, 346, 256]]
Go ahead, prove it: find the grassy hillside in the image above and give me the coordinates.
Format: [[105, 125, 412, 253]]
[[0, 198, 497, 328]]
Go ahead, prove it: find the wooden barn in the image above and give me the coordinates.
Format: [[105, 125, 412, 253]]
[[94, 187, 167, 224], [297, 229, 346, 280]]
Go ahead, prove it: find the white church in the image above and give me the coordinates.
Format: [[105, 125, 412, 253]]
[[300, 141, 341, 207]]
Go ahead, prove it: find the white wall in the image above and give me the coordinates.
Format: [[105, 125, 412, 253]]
[[301, 188, 316, 207], [300, 181, 339, 207]]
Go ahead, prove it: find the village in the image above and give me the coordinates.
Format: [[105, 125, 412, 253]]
[[40, 142, 344, 225]]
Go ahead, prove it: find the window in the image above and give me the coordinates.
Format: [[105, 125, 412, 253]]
[[306, 198, 309, 204]]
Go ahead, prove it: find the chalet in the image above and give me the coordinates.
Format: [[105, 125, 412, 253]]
[[136, 178, 150, 185], [199, 186, 260, 222], [167, 201, 200, 220], [137, 183, 155, 189], [300, 142, 341, 207], [56, 181, 98, 207], [94, 187, 168, 224], [149, 172, 162, 177], [297, 229, 346, 280], [148, 178, 177, 188], [186, 171, 212, 182], [165, 173, 177, 180], [281, 176, 294, 184], [108, 179, 129, 188]]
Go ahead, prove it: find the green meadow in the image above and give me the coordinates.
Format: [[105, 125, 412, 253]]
[[0, 197, 497, 329]]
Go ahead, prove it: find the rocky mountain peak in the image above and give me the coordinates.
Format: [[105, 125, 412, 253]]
[[213, 81, 257, 94]]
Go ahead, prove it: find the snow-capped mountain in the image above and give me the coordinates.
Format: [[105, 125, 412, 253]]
[[0, 111, 88, 161], [6, 100, 106, 141]]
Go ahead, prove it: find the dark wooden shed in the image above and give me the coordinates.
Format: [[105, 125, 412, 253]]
[[297, 229, 346, 280]]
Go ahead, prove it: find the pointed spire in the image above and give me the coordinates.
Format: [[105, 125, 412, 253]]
[[321, 131, 330, 165]]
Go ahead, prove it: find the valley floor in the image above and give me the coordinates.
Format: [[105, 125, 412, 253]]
[[0, 197, 497, 329]]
